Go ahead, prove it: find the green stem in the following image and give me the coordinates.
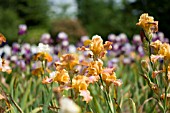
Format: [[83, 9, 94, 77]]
[[164, 87, 167, 113], [148, 41, 154, 70], [99, 74, 114, 113], [9, 95, 24, 113], [164, 66, 168, 113]]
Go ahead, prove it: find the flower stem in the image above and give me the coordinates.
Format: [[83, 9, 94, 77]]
[[148, 41, 154, 70], [99, 74, 114, 113], [164, 66, 168, 113]]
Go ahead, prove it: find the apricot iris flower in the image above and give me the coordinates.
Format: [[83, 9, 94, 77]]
[[136, 13, 158, 33]]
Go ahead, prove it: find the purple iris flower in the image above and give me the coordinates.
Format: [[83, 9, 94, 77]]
[[18, 24, 27, 35]]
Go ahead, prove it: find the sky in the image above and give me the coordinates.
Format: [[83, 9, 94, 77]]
[[49, 0, 77, 18]]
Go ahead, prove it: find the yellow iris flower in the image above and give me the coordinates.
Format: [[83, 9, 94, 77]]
[[136, 13, 158, 33]]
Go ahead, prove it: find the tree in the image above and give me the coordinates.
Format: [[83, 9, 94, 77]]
[[76, 0, 139, 40], [0, 0, 50, 27], [0, 0, 50, 43], [128, 0, 170, 38], [0, 8, 22, 43], [16, 0, 50, 27]]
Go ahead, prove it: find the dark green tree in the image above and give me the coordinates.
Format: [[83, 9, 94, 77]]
[[16, 0, 50, 27], [129, 0, 170, 38], [0, 0, 50, 43], [76, 0, 138, 40], [0, 0, 50, 27], [0, 8, 22, 42]]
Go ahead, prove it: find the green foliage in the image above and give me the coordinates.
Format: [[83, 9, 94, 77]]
[[0, 0, 50, 27], [24, 27, 48, 44], [50, 19, 87, 44], [15, 0, 50, 27], [0, 8, 23, 43], [0, 59, 157, 112], [76, 0, 139, 40], [125, 0, 170, 38], [0, 0, 50, 43]]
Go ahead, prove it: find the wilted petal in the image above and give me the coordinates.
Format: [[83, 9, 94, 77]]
[[104, 41, 112, 50], [77, 46, 89, 51], [0, 94, 5, 100], [152, 70, 162, 78], [31, 67, 44, 77]]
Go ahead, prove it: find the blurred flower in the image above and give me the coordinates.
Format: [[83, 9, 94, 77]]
[[158, 32, 164, 42], [0, 33, 6, 45], [108, 34, 116, 42], [42, 71, 56, 84], [62, 40, 69, 47], [161, 93, 170, 99], [102, 68, 122, 87], [16, 60, 26, 71], [151, 54, 164, 63], [33, 52, 52, 62], [132, 35, 142, 45], [102, 71, 116, 86], [31, 61, 44, 77], [37, 43, 50, 53], [90, 35, 104, 55], [72, 75, 89, 91], [30, 45, 38, 54], [164, 38, 169, 43], [18, 24, 27, 35], [119, 33, 128, 44], [141, 60, 150, 72], [58, 32, 68, 40], [150, 40, 162, 54], [21, 43, 31, 55], [87, 60, 103, 76], [158, 43, 170, 60], [79, 90, 92, 103], [152, 70, 162, 78], [40, 33, 53, 44], [137, 46, 145, 57], [107, 58, 119, 68], [0, 58, 12, 74], [123, 57, 132, 64], [72, 75, 93, 103], [10, 55, 18, 62], [0, 45, 11, 59], [12, 43, 20, 54], [136, 13, 158, 33], [69, 45, 77, 53], [33, 43, 52, 62], [88, 75, 99, 84], [42, 76, 53, 84], [113, 79, 123, 86], [152, 32, 169, 43], [81, 36, 89, 43], [55, 54, 79, 70], [53, 69, 70, 84], [59, 97, 81, 113], [32, 67, 44, 77], [121, 43, 132, 55], [78, 35, 112, 58]]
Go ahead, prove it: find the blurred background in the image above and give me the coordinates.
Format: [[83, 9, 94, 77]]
[[0, 0, 170, 44]]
